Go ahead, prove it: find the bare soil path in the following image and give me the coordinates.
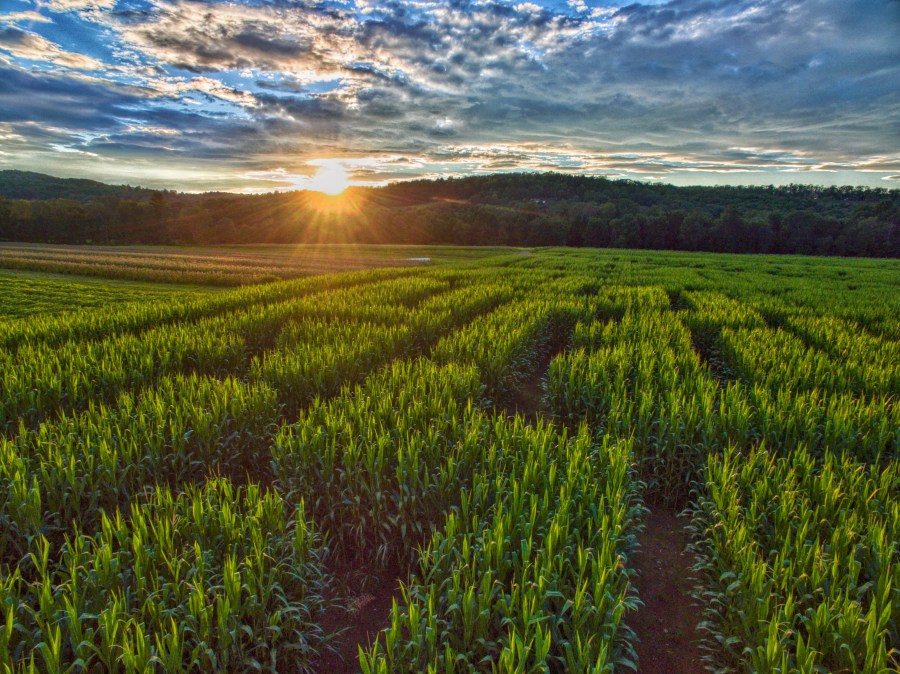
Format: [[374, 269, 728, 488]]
[[314, 569, 405, 673], [631, 508, 705, 674], [503, 336, 569, 423], [504, 356, 548, 422]]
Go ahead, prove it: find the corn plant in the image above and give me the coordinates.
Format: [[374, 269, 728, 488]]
[[0, 374, 278, 567], [1, 479, 330, 673], [272, 359, 487, 566], [688, 444, 899, 673], [546, 304, 722, 504], [0, 266, 410, 352], [1, 247, 897, 674], [361, 423, 643, 673]]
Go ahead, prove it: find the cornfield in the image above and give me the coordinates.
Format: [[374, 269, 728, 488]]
[[0, 246, 896, 673]]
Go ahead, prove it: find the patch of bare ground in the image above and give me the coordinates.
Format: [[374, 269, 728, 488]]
[[631, 507, 705, 674], [503, 337, 568, 422], [314, 564, 405, 673], [504, 358, 549, 423]]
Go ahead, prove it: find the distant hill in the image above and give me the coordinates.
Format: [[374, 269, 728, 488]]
[[0, 170, 158, 202], [0, 171, 897, 257]]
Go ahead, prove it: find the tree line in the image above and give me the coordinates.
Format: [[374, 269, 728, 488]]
[[0, 172, 897, 257]]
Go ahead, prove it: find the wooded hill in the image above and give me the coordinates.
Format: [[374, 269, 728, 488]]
[[1, 171, 897, 257], [0, 170, 160, 202]]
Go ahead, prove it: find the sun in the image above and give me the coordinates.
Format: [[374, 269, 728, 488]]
[[307, 163, 350, 195]]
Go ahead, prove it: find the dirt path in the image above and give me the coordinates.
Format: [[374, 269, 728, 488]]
[[631, 508, 705, 674], [503, 337, 568, 423], [314, 572, 404, 673], [504, 358, 547, 422]]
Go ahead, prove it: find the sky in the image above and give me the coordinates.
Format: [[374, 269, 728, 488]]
[[0, 0, 898, 193]]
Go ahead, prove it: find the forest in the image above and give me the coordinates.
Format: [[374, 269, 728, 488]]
[[0, 171, 897, 257]]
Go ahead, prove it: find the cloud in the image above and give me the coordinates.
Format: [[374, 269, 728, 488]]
[[0, 27, 103, 69], [111, 0, 357, 75], [0, 65, 148, 135], [41, 0, 118, 12], [148, 75, 258, 107], [0, 11, 52, 25], [0, 0, 896, 189]]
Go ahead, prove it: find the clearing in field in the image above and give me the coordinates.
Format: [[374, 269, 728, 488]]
[[0, 246, 897, 673]]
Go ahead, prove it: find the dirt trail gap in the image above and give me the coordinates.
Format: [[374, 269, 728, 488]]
[[317, 331, 704, 672], [632, 508, 705, 674], [314, 568, 405, 673], [503, 334, 568, 422], [504, 319, 705, 673], [504, 355, 550, 422]]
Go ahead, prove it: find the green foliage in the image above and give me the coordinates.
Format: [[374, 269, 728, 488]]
[[0, 170, 157, 202], [0, 247, 897, 673], [0, 266, 409, 351], [0, 271, 208, 319], [689, 445, 899, 673], [0, 374, 279, 565], [1, 480, 329, 673], [0, 244, 491, 285], [273, 359, 486, 566], [361, 426, 642, 673], [1, 171, 897, 256], [546, 294, 720, 504]]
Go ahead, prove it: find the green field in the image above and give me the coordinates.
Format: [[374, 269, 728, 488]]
[[0, 270, 215, 319], [0, 243, 514, 286], [0, 246, 897, 673]]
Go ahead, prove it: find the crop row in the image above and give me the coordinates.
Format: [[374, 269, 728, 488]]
[[271, 279, 604, 566], [0, 277, 516, 569], [0, 267, 412, 352], [2, 251, 896, 673], [0, 271, 545, 671], [361, 425, 641, 673], [2, 479, 329, 673], [267, 278, 644, 671], [546, 287, 720, 503], [0, 254, 282, 286], [0, 248, 379, 278], [541, 281, 898, 671], [689, 445, 899, 673], [0, 275, 450, 432], [0, 247, 426, 286], [683, 291, 898, 462]]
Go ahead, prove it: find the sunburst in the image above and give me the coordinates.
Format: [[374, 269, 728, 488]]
[[307, 163, 350, 195]]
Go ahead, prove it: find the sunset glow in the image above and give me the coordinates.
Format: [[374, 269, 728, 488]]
[[306, 164, 350, 196]]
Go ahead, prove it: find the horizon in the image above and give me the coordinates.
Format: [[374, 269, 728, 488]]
[[1, 1, 898, 193], [4, 166, 900, 198]]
